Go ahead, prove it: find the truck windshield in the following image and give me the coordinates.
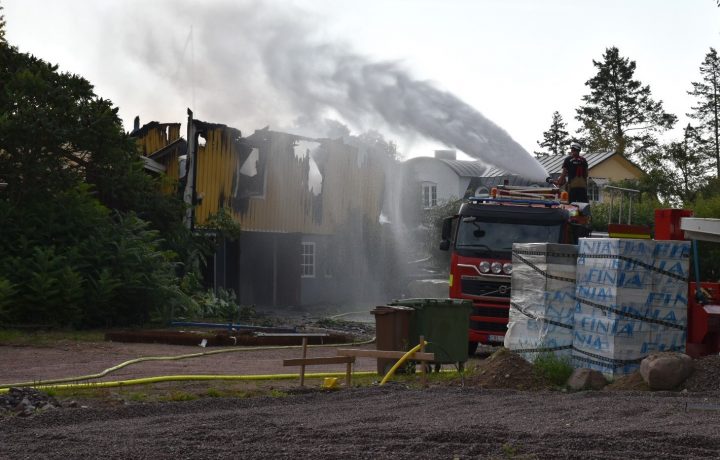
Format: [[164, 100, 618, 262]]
[[455, 219, 562, 253]]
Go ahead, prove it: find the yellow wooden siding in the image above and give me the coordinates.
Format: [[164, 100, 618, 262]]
[[193, 128, 385, 235], [157, 152, 180, 195], [590, 155, 644, 181], [133, 123, 183, 194], [135, 123, 181, 156]]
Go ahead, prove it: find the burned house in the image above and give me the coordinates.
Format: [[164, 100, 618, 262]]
[[133, 112, 394, 307]]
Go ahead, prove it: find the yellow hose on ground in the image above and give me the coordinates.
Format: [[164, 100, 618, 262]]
[[0, 371, 379, 394], [0, 337, 376, 390], [379, 341, 427, 386]]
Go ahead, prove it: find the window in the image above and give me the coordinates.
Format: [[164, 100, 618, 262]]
[[422, 182, 437, 208], [301, 242, 315, 278], [588, 181, 600, 202]]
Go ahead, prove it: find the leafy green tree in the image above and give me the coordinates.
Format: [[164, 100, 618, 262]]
[[576, 47, 677, 158], [535, 111, 570, 157], [0, 186, 188, 327], [688, 48, 720, 177], [589, 189, 663, 232], [0, 34, 198, 327]]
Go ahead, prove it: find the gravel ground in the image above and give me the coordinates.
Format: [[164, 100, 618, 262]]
[[2, 386, 720, 459], [3, 327, 720, 458]]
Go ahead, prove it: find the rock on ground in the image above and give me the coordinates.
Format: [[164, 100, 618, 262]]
[[640, 352, 694, 391], [567, 368, 607, 391]]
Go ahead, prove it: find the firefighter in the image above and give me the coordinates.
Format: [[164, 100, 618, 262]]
[[554, 142, 588, 203]]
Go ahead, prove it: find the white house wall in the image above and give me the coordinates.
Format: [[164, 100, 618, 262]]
[[409, 158, 463, 203]]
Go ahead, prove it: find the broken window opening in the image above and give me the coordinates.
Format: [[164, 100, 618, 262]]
[[239, 148, 259, 177], [308, 156, 323, 196]]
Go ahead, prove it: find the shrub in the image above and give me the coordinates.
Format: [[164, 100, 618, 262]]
[[0, 187, 189, 327], [533, 353, 574, 386]]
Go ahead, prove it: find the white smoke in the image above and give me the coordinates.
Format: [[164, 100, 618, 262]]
[[122, 0, 547, 181]]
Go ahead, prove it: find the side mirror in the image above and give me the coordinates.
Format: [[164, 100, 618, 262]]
[[441, 216, 454, 240], [439, 216, 456, 251]]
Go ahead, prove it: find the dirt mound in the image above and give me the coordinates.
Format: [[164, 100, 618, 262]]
[[605, 371, 649, 391], [463, 349, 555, 390]]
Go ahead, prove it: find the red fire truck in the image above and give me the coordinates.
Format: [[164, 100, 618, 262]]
[[439, 184, 592, 354]]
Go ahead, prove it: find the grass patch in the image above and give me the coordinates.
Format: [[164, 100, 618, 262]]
[[501, 442, 519, 457], [128, 392, 149, 402], [162, 391, 198, 402], [533, 353, 573, 386]]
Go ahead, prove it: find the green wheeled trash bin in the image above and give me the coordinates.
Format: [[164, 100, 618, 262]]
[[389, 298, 472, 370], [371, 306, 414, 375]]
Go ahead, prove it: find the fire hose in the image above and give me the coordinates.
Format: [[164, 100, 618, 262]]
[[0, 337, 376, 392]]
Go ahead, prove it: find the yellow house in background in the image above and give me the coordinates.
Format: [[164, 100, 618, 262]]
[[538, 151, 646, 202], [407, 150, 646, 207]]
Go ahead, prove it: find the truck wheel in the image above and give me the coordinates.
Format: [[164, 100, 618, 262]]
[[468, 341, 478, 356]]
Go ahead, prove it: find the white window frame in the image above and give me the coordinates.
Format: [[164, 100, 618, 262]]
[[588, 181, 600, 202], [422, 182, 437, 208], [301, 242, 315, 278]]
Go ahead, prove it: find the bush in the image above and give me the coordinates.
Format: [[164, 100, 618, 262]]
[[533, 353, 574, 386], [0, 187, 189, 327], [193, 288, 239, 321], [590, 193, 663, 232]]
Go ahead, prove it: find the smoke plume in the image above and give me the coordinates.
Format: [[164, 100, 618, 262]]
[[123, 0, 547, 180]]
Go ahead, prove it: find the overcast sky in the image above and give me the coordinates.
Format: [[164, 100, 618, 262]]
[[4, 0, 720, 173]]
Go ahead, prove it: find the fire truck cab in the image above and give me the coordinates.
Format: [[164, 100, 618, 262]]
[[439, 184, 591, 354]]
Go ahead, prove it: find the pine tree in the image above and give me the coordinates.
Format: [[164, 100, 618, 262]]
[[535, 111, 570, 157], [663, 125, 708, 202], [576, 47, 676, 158], [688, 48, 720, 177], [0, 4, 6, 44]]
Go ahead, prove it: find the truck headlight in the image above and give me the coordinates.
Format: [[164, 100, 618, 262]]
[[491, 262, 503, 274], [503, 263, 512, 274], [479, 261, 490, 273]]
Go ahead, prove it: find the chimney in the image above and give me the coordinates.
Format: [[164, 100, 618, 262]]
[[434, 149, 456, 160], [133, 116, 140, 132]]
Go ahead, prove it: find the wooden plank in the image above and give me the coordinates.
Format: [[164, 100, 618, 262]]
[[283, 356, 356, 366], [337, 349, 435, 361]]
